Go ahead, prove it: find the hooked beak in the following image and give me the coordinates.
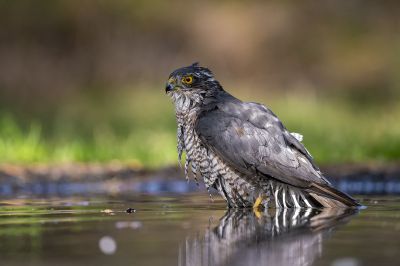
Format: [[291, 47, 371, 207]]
[[165, 83, 175, 93]]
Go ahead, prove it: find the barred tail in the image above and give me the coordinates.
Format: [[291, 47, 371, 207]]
[[307, 183, 360, 208]]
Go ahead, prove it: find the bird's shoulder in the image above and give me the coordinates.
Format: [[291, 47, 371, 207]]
[[198, 95, 285, 137]]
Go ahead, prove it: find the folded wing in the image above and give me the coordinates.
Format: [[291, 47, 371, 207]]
[[196, 101, 328, 188]]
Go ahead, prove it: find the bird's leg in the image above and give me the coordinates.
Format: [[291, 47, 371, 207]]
[[253, 196, 264, 219], [253, 196, 263, 208]]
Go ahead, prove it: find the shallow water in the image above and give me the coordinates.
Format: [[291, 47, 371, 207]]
[[0, 194, 399, 266]]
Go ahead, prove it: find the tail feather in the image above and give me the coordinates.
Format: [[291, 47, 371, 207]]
[[307, 183, 360, 208]]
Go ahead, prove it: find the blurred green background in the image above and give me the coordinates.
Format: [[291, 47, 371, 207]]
[[0, 0, 399, 167]]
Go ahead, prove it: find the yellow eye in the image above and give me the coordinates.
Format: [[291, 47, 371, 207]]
[[182, 76, 193, 85]]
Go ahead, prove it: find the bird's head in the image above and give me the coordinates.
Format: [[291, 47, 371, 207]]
[[165, 63, 222, 110]]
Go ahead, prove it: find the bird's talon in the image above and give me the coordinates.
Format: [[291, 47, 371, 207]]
[[253, 196, 263, 209]]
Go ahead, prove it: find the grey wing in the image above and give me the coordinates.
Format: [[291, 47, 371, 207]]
[[195, 101, 329, 188]]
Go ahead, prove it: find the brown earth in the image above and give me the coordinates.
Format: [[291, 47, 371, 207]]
[[1, 162, 399, 185]]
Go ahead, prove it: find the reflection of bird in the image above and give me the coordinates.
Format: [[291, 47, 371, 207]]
[[166, 63, 359, 208], [181, 208, 357, 266]]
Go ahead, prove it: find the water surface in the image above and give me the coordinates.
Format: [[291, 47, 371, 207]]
[[0, 194, 399, 266]]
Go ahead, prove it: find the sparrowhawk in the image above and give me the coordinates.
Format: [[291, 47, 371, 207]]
[[165, 63, 359, 208]]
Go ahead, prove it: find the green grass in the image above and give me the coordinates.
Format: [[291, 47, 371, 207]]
[[0, 88, 399, 167], [268, 96, 400, 163]]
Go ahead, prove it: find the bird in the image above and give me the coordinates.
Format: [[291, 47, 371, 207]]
[[165, 63, 359, 209]]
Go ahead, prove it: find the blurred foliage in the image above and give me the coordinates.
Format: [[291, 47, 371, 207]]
[[0, 88, 399, 167], [0, 1, 399, 166], [0, 87, 179, 167]]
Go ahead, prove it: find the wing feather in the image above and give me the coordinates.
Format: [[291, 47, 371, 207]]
[[196, 100, 328, 188]]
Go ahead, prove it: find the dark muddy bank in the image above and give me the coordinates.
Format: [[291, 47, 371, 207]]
[[0, 162, 399, 197]]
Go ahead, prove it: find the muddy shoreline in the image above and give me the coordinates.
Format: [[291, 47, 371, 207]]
[[0, 162, 399, 197], [1, 162, 400, 181]]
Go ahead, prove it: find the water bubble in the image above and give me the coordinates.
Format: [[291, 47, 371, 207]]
[[99, 236, 117, 255]]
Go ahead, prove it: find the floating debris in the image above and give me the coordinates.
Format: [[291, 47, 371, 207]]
[[101, 209, 114, 214], [126, 208, 136, 213]]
